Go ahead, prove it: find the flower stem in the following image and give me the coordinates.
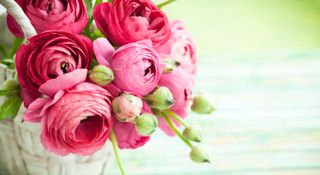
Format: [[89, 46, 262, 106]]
[[157, 0, 177, 9], [165, 110, 189, 128], [161, 112, 193, 148], [110, 129, 126, 175]]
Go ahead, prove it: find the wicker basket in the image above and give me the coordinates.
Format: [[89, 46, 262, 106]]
[[0, 64, 114, 175]]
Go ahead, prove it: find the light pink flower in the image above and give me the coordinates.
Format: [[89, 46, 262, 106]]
[[93, 0, 170, 47], [158, 68, 195, 136], [24, 70, 113, 156], [112, 93, 143, 122], [157, 20, 197, 75], [7, 0, 88, 37], [113, 102, 151, 149]]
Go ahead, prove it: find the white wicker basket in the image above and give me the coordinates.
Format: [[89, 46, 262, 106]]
[[0, 64, 114, 175]]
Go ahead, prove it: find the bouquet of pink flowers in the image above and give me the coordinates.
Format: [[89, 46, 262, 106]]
[[0, 0, 214, 174]]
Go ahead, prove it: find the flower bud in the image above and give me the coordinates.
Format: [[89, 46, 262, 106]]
[[190, 145, 211, 163], [191, 92, 215, 114], [145, 86, 174, 111], [89, 65, 114, 86], [135, 113, 159, 136], [183, 123, 203, 142], [2, 79, 19, 90], [163, 59, 181, 73], [112, 93, 143, 122]]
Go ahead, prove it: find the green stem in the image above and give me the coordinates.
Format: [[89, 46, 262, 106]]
[[161, 112, 193, 148], [165, 110, 188, 128], [157, 0, 177, 9], [110, 129, 126, 175]]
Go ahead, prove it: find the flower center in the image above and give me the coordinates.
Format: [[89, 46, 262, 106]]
[[46, 0, 68, 14], [60, 62, 69, 74], [75, 116, 103, 142], [144, 63, 155, 76]]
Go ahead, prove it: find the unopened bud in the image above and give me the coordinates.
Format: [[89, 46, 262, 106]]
[[135, 113, 159, 136], [2, 79, 19, 90], [89, 65, 114, 86], [191, 92, 215, 114], [190, 145, 211, 163], [145, 86, 174, 111], [163, 59, 181, 73], [112, 93, 143, 122], [183, 123, 203, 142]]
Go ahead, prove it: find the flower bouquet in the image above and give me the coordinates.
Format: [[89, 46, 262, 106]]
[[0, 0, 214, 174]]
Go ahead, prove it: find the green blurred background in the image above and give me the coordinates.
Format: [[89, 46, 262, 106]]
[[109, 0, 320, 175]]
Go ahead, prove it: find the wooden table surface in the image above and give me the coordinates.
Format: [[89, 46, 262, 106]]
[[108, 50, 320, 175]]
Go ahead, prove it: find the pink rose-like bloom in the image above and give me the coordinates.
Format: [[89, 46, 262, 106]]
[[113, 102, 151, 149], [24, 71, 113, 156], [93, 0, 171, 47], [15, 31, 93, 106], [157, 20, 197, 75], [158, 68, 195, 136], [110, 41, 162, 96], [7, 0, 88, 37]]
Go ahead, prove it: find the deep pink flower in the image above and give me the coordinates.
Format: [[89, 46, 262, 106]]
[[158, 68, 195, 136], [24, 71, 113, 156], [93, 0, 170, 47], [7, 0, 88, 37], [15, 31, 93, 106], [157, 20, 197, 75]]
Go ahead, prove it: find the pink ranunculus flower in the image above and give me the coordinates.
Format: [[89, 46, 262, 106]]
[[110, 40, 163, 96], [15, 31, 93, 107], [157, 20, 197, 75], [158, 68, 195, 136], [24, 70, 113, 156], [113, 102, 151, 149], [93, 0, 171, 47], [7, 0, 88, 37]]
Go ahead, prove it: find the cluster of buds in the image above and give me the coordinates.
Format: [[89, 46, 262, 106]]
[[111, 93, 159, 136], [89, 64, 215, 164]]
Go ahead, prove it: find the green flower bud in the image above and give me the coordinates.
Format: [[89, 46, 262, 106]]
[[191, 92, 215, 114], [1, 79, 20, 97], [2, 79, 19, 90], [89, 65, 114, 86], [183, 123, 203, 142], [190, 145, 211, 163], [163, 59, 181, 73], [145, 86, 174, 111], [135, 113, 159, 136]]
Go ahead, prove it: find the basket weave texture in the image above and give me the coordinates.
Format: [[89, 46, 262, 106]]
[[0, 64, 113, 175]]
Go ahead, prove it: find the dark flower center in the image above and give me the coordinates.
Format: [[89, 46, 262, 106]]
[[60, 62, 69, 74], [144, 64, 155, 76]]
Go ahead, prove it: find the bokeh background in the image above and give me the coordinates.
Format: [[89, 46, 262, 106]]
[[109, 0, 320, 174]]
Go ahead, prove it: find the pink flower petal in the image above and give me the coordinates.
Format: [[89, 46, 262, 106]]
[[23, 98, 50, 123], [39, 69, 88, 97], [93, 38, 115, 66]]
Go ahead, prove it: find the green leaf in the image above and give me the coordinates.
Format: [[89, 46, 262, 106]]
[[0, 90, 12, 96], [0, 95, 22, 120], [11, 37, 24, 57], [84, 0, 93, 17], [1, 58, 15, 69]]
